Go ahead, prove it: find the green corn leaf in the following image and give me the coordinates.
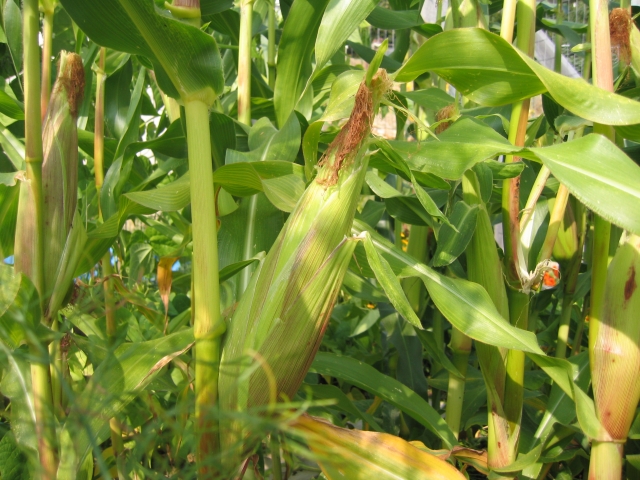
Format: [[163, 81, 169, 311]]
[[0, 432, 30, 480], [306, 384, 384, 432], [395, 28, 640, 126], [315, 0, 378, 72], [367, 6, 427, 30], [0, 265, 41, 351], [0, 184, 19, 260], [59, 0, 223, 102], [273, 0, 330, 126], [0, 89, 23, 120], [410, 173, 453, 228], [353, 220, 545, 355], [2, 0, 22, 87], [361, 232, 423, 329], [0, 350, 36, 458], [528, 353, 602, 439], [432, 201, 479, 267], [391, 118, 640, 235], [397, 88, 454, 113], [311, 352, 457, 448], [528, 135, 640, 235]]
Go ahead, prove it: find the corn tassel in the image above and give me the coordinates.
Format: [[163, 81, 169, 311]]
[[218, 72, 391, 470], [589, 234, 640, 480]]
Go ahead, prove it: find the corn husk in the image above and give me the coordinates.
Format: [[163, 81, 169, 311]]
[[592, 234, 640, 441], [218, 72, 391, 466], [14, 51, 84, 316], [41, 51, 84, 305]]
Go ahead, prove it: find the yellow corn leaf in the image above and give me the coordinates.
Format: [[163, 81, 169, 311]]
[[289, 415, 466, 480]]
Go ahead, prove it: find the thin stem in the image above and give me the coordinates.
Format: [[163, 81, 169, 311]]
[[236, 0, 256, 299], [238, 0, 253, 126], [590, 0, 614, 92], [500, 0, 535, 451], [402, 225, 428, 312], [41, 8, 54, 121], [49, 318, 64, 418], [445, 328, 472, 438], [520, 165, 551, 233], [94, 48, 107, 200], [502, 99, 530, 284], [587, 0, 615, 362], [500, 0, 517, 41], [186, 99, 224, 479], [30, 347, 57, 479], [554, 295, 574, 358], [554, 0, 564, 73], [268, 1, 276, 89], [503, 290, 529, 438], [571, 296, 589, 355], [587, 10, 615, 474], [270, 434, 283, 480], [93, 46, 126, 480], [450, 0, 462, 28], [538, 184, 570, 262]]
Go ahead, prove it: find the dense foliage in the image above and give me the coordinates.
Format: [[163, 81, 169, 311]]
[[1, 0, 640, 478]]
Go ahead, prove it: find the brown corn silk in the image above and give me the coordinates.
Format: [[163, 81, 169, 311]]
[[435, 104, 456, 134], [218, 72, 391, 467], [610, 8, 632, 65]]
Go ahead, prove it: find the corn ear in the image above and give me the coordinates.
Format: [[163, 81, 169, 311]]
[[592, 234, 640, 440], [218, 72, 391, 466], [289, 415, 466, 480], [41, 52, 84, 307]]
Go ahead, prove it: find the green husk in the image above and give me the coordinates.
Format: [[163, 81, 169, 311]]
[[589, 234, 640, 478], [42, 51, 83, 290], [14, 51, 84, 321], [218, 72, 391, 469]]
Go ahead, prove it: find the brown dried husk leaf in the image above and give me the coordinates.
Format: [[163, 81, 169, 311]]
[[317, 70, 392, 186], [610, 8, 632, 65]]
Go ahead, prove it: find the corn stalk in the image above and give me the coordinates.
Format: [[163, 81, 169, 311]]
[[13, 0, 57, 476]]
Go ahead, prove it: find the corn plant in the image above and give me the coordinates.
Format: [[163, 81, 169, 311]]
[[1, 0, 640, 479]]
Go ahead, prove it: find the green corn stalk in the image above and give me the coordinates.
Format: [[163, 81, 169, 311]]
[[218, 71, 391, 470], [13, 0, 58, 476], [589, 234, 640, 479], [461, 170, 512, 472]]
